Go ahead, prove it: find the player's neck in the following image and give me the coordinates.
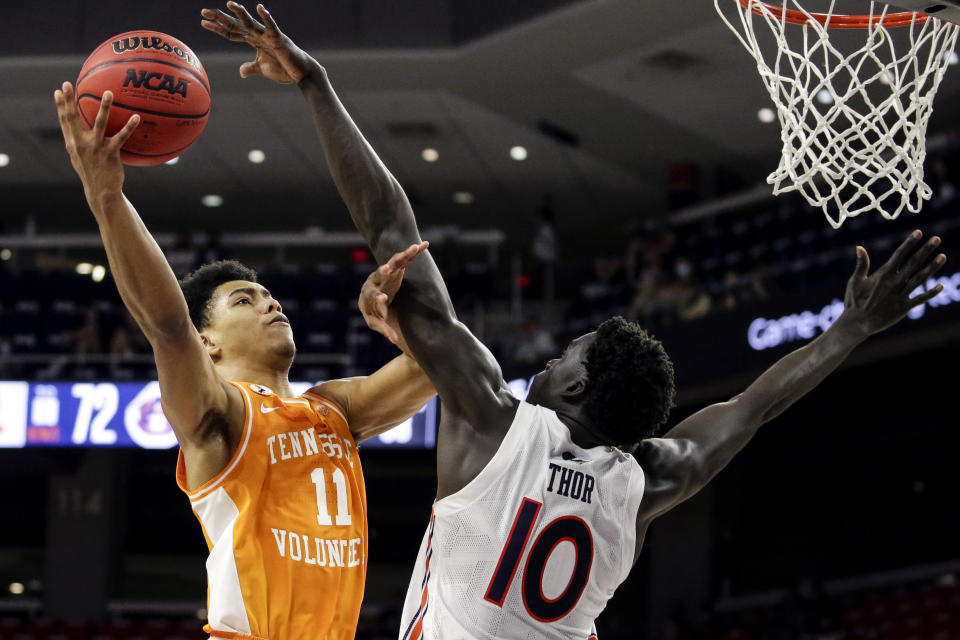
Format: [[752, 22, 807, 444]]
[[216, 360, 293, 398], [554, 408, 608, 449]]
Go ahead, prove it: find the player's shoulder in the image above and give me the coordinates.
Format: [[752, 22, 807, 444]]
[[301, 383, 350, 426], [302, 379, 352, 416], [634, 437, 698, 470]]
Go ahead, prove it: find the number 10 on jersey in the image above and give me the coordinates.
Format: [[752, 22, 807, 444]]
[[484, 498, 594, 622]]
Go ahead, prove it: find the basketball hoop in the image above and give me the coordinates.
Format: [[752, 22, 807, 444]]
[[716, 0, 960, 228]]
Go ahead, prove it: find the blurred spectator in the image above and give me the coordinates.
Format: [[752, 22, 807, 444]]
[[629, 257, 711, 325], [580, 254, 627, 308], [722, 268, 773, 311], [513, 316, 559, 366], [721, 271, 744, 310], [750, 267, 773, 302], [664, 256, 712, 322], [531, 199, 558, 301], [628, 262, 668, 325], [624, 223, 674, 287], [72, 307, 103, 360], [109, 311, 151, 375]]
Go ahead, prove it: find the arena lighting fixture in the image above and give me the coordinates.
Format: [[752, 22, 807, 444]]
[[950, 51, 960, 66], [202, 194, 224, 207], [757, 107, 776, 123], [816, 89, 834, 105], [76, 262, 93, 275], [8, 583, 24, 595], [421, 148, 439, 163], [509, 145, 528, 161], [165, 157, 179, 165], [248, 149, 266, 164], [452, 191, 474, 204], [91, 265, 106, 283], [0, 249, 11, 261], [0, 153, 9, 167]]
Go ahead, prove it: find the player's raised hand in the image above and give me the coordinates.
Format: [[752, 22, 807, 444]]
[[54, 83, 140, 202], [201, 2, 317, 84], [358, 242, 430, 345], [842, 230, 947, 337]]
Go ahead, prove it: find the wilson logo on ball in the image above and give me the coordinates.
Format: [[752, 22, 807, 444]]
[[112, 36, 202, 72], [123, 70, 188, 98], [80, 30, 210, 166]]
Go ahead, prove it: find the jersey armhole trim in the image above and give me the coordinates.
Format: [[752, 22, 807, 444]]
[[302, 391, 357, 448], [434, 401, 527, 513], [302, 391, 349, 425], [620, 459, 646, 578], [183, 381, 255, 502]]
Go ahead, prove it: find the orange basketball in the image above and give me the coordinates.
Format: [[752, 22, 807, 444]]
[[76, 31, 211, 166]]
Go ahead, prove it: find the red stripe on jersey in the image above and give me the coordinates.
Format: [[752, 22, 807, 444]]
[[403, 512, 436, 640]]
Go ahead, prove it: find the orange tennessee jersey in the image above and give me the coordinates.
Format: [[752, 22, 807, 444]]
[[176, 381, 368, 640]]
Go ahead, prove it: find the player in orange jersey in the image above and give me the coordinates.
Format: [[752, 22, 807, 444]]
[[54, 43, 436, 640]]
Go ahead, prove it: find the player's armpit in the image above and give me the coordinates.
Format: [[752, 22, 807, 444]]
[[633, 437, 704, 522], [153, 321, 244, 453], [634, 397, 751, 522], [308, 354, 436, 443]]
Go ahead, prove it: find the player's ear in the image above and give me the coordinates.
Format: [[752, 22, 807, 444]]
[[199, 332, 222, 362], [561, 377, 586, 400]]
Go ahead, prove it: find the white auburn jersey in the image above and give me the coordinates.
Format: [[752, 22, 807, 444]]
[[400, 401, 645, 640]]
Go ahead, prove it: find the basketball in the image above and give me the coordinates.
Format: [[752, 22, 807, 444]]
[[76, 31, 211, 166]]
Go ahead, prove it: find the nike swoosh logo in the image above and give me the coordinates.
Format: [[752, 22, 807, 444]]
[[260, 404, 281, 414]]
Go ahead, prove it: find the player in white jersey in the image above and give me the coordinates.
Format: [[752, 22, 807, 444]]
[[349, 230, 949, 640], [397, 399, 641, 639], [359, 241, 944, 638], [367, 240, 944, 640], [221, 5, 949, 637]]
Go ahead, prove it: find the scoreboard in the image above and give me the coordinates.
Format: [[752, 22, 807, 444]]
[[0, 381, 437, 450]]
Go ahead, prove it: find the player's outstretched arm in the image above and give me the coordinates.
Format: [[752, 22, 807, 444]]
[[54, 83, 242, 471], [311, 243, 438, 443], [201, 5, 516, 425], [636, 231, 946, 523], [201, 3, 420, 261], [201, 2, 317, 84]]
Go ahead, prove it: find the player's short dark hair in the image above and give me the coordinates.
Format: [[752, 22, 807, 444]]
[[583, 316, 676, 447], [180, 260, 258, 330]]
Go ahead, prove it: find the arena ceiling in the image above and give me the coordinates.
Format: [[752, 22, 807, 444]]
[[1, 0, 959, 250]]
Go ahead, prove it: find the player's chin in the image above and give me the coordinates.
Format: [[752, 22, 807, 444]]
[[270, 335, 297, 359], [526, 371, 546, 403]]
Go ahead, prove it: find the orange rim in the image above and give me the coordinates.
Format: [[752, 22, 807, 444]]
[[739, 0, 928, 28]]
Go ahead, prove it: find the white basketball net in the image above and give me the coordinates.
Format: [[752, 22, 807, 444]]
[[715, 0, 960, 227]]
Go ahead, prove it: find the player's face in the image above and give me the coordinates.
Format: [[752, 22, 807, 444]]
[[204, 280, 296, 362], [527, 332, 596, 406]]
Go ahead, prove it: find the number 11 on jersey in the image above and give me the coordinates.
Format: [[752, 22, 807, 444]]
[[484, 497, 594, 622], [311, 467, 352, 526]]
